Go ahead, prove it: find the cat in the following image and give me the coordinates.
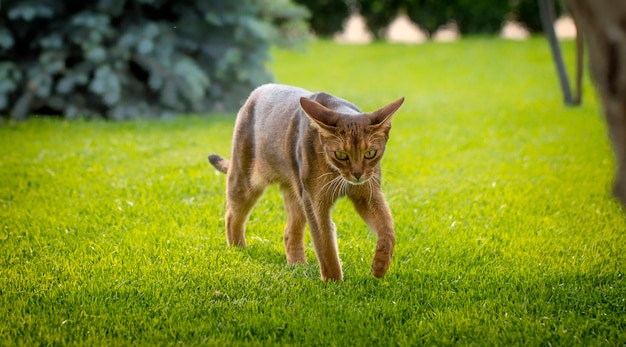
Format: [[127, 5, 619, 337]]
[[208, 83, 404, 281]]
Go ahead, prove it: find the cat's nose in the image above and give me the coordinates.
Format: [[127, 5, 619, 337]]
[[352, 170, 363, 179]]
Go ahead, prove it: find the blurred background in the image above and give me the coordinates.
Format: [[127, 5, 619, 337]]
[[0, 0, 572, 121]]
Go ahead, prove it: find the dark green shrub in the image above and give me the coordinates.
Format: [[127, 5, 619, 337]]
[[450, 0, 510, 34], [408, 0, 511, 35], [511, 0, 564, 32], [405, 0, 454, 35], [358, 0, 403, 39], [511, 0, 541, 32], [294, 0, 351, 37], [0, 0, 309, 120]]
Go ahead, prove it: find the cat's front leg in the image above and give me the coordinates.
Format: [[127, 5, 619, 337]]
[[301, 192, 343, 281], [280, 185, 307, 264], [349, 190, 395, 278]]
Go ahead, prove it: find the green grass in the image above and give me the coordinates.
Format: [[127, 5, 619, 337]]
[[2, 38, 626, 346]]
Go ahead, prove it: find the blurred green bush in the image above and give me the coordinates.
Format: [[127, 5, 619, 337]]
[[510, 0, 564, 33], [358, 0, 402, 39], [447, 0, 510, 34], [303, 0, 557, 38], [293, 0, 350, 37], [0, 0, 309, 120], [404, 1, 452, 35]]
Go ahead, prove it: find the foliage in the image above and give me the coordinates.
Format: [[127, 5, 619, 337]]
[[302, 0, 559, 38], [2, 38, 625, 345], [404, 0, 454, 35], [293, 0, 351, 37], [358, 0, 403, 39], [0, 0, 309, 120], [405, 0, 510, 35], [449, 0, 511, 34], [511, 0, 565, 32]]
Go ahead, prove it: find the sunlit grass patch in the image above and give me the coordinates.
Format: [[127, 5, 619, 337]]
[[1, 38, 625, 346]]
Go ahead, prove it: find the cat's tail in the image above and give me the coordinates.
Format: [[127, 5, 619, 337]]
[[208, 154, 229, 174]]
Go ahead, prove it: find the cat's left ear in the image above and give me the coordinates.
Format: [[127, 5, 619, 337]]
[[300, 97, 340, 130], [368, 97, 405, 128]]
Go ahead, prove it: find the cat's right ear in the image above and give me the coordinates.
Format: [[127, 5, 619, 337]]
[[300, 97, 339, 130], [369, 97, 405, 127]]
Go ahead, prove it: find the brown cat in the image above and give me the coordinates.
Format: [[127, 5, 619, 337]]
[[209, 84, 404, 281]]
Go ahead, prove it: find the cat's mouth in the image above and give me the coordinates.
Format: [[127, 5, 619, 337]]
[[345, 176, 369, 185]]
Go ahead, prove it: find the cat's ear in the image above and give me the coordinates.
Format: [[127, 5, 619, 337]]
[[368, 97, 405, 128], [300, 97, 340, 130]]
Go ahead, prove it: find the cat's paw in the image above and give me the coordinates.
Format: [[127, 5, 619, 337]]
[[286, 254, 307, 265], [319, 261, 344, 282], [371, 245, 393, 278], [371, 257, 391, 278], [371, 236, 394, 278], [321, 273, 344, 282]]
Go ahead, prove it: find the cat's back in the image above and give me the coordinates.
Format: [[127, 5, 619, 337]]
[[235, 84, 310, 145], [233, 84, 363, 153], [247, 84, 310, 117], [242, 83, 361, 121]]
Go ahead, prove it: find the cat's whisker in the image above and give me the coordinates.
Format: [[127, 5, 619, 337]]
[[317, 172, 337, 182], [320, 175, 347, 205], [332, 177, 344, 202], [340, 178, 349, 201], [367, 179, 374, 205], [368, 174, 380, 187], [331, 180, 339, 202], [320, 175, 340, 196], [341, 180, 349, 199], [374, 174, 395, 190]]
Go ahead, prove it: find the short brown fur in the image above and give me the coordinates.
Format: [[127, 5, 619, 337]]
[[209, 84, 404, 281]]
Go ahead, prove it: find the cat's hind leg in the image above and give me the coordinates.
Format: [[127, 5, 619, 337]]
[[280, 185, 307, 264], [225, 174, 264, 248]]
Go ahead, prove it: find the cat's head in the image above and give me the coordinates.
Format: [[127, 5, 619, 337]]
[[300, 96, 404, 185]]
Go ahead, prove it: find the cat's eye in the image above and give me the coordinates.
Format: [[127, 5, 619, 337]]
[[334, 151, 349, 160], [364, 150, 377, 159]]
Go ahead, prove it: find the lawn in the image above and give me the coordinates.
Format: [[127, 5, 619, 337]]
[[1, 38, 625, 346]]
